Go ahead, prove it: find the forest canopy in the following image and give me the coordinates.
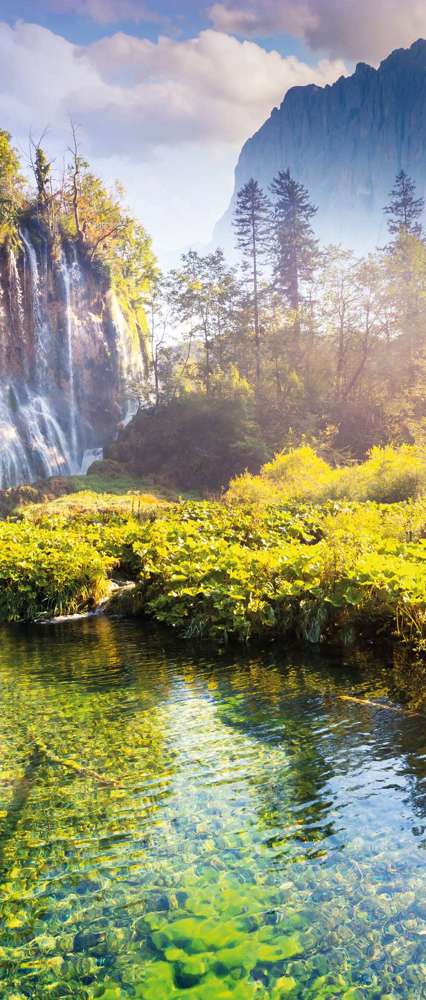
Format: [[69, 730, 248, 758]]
[[1, 126, 425, 486], [110, 166, 426, 488]]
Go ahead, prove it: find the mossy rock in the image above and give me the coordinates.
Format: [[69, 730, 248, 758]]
[[103, 582, 144, 618], [86, 459, 128, 479]]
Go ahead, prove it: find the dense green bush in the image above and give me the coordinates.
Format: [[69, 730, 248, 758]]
[[108, 390, 266, 492]]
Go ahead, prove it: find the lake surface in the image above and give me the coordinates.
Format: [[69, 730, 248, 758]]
[[0, 618, 425, 999]]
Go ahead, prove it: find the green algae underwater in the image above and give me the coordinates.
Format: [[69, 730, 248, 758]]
[[0, 618, 425, 999]]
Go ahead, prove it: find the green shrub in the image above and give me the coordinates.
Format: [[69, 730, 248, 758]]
[[228, 445, 426, 505], [107, 390, 266, 492]]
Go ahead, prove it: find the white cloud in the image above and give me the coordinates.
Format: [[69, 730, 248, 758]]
[[79, 29, 345, 153], [209, 0, 426, 63], [0, 22, 346, 153], [0, 20, 345, 257]]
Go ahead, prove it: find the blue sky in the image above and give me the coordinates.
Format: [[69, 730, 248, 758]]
[[0, 1, 425, 260], [0, 0, 319, 63]]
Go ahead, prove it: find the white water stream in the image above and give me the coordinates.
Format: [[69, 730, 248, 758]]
[[0, 232, 143, 488]]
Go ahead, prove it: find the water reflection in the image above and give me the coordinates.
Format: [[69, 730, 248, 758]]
[[0, 619, 424, 998]]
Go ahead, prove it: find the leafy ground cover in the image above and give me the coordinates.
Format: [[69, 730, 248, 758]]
[[0, 475, 424, 654], [130, 499, 426, 652]]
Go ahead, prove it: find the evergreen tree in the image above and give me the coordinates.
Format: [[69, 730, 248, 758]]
[[270, 169, 318, 318], [384, 170, 424, 242], [233, 178, 271, 388]]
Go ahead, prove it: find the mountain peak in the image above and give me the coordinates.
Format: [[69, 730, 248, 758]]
[[214, 38, 426, 256], [380, 36, 426, 70], [354, 61, 374, 76]]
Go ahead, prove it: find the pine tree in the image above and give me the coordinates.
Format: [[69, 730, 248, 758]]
[[384, 170, 424, 242], [270, 169, 318, 316], [233, 178, 271, 388]]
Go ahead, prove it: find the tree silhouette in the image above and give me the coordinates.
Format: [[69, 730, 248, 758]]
[[384, 170, 424, 242], [234, 178, 271, 388]]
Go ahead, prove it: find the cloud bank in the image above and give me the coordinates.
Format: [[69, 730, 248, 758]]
[[0, 20, 345, 256], [0, 21, 345, 153], [209, 0, 426, 63], [82, 29, 345, 153]]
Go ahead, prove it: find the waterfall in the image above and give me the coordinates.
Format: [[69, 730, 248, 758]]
[[18, 393, 74, 478], [60, 250, 79, 466], [20, 230, 49, 388], [8, 251, 25, 335], [109, 290, 143, 423], [0, 230, 146, 490], [0, 385, 73, 486], [7, 250, 27, 378], [0, 393, 32, 486], [80, 447, 103, 474]]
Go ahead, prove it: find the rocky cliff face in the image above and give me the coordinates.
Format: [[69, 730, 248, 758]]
[[0, 224, 145, 487], [215, 38, 426, 253]]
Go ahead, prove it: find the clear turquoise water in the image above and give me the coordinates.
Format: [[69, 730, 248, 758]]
[[0, 618, 425, 999]]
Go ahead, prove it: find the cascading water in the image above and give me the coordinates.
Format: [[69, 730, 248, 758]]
[[7, 250, 27, 377], [109, 290, 144, 425], [20, 229, 49, 388], [0, 385, 72, 486], [0, 226, 145, 489], [60, 249, 79, 467]]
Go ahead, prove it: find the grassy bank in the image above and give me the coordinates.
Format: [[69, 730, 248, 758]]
[[0, 454, 424, 655]]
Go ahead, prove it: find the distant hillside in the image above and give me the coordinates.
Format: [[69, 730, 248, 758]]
[[215, 38, 426, 254]]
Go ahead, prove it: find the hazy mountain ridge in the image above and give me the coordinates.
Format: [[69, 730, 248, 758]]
[[215, 38, 426, 253]]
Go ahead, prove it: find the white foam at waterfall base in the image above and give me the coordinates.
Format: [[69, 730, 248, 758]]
[[80, 447, 104, 475]]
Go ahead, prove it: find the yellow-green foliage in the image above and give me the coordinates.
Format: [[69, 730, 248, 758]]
[[228, 445, 426, 505], [0, 522, 113, 621], [0, 489, 169, 621], [262, 446, 333, 495], [22, 488, 168, 523], [132, 499, 426, 649], [0, 490, 424, 653], [0, 129, 25, 245]]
